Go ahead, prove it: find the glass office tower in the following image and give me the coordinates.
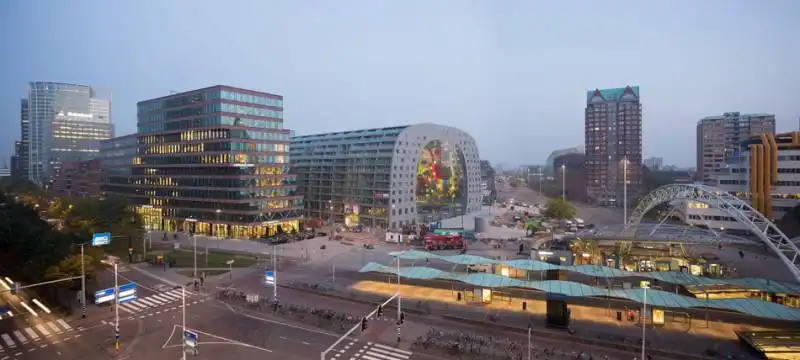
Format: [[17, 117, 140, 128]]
[[26, 82, 113, 182], [108, 85, 301, 238]]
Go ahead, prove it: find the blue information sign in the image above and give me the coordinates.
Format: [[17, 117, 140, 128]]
[[95, 288, 115, 304], [184, 330, 198, 348], [117, 282, 137, 304], [91, 232, 111, 246], [264, 271, 275, 286]]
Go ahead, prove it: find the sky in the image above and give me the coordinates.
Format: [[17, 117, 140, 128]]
[[1, 0, 798, 168]]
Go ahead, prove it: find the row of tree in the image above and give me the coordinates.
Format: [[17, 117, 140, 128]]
[[0, 178, 143, 295]]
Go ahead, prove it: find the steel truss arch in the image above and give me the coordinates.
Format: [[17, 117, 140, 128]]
[[628, 183, 800, 283]]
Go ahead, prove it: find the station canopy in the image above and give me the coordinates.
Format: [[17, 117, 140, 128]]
[[389, 250, 800, 293], [360, 261, 800, 321]]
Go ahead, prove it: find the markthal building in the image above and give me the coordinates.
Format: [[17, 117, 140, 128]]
[[290, 123, 483, 230]]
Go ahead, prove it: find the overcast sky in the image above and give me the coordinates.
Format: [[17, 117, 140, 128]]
[[1, 0, 798, 168]]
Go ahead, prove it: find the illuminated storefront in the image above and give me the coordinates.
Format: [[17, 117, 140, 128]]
[[107, 86, 303, 237]]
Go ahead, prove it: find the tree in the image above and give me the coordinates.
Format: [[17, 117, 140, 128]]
[[61, 196, 144, 258], [509, 178, 522, 188], [44, 253, 96, 291], [542, 198, 576, 220]]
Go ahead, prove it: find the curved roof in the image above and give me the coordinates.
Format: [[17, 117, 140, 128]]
[[545, 146, 584, 172], [580, 223, 758, 245], [360, 262, 800, 321], [388, 250, 800, 295]]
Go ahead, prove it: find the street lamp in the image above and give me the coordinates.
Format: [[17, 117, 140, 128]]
[[622, 156, 629, 225], [641, 281, 649, 360], [185, 217, 198, 279]]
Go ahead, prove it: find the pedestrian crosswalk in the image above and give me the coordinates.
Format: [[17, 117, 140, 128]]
[[116, 289, 192, 314], [0, 319, 75, 352], [328, 340, 413, 360]]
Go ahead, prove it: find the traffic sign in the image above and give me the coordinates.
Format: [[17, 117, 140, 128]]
[[264, 271, 275, 286], [184, 329, 198, 348], [91, 232, 111, 246], [118, 282, 137, 304], [95, 288, 115, 304]]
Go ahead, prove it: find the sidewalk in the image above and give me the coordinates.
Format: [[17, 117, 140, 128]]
[[350, 280, 765, 356]]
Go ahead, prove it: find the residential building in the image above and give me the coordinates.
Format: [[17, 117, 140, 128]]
[[290, 124, 482, 229], [585, 86, 643, 206], [106, 85, 300, 238], [26, 82, 113, 182], [553, 153, 587, 202], [99, 134, 138, 197], [17, 99, 29, 178], [696, 112, 775, 184], [681, 131, 800, 233], [50, 159, 103, 197], [643, 157, 663, 171], [479, 160, 497, 204]]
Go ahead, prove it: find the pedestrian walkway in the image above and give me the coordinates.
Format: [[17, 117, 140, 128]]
[[116, 289, 204, 315], [326, 339, 413, 360], [0, 318, 80, 354]]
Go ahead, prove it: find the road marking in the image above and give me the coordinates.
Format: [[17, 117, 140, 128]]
[[303, 341, 311, 345], [23, 328, 38, 341], [40, 344, 47, 348], [138, 298, 158, 307], [120, 302, 142, 312], [47, 322, 61, 334], [192, 301, 198, 305], [28, 349, 35, 352], [140, 316, 146, 319], [367, 348, 410, 359], [63, 337, 71, 341], [51, 341, 59, 345], [74, 334, 81, 338], [371, 344, 412, 355], [156, 311, 162, 315], [56, 319, 72, 330], [12, 331, 26, 344], [13, 353, 20, 357], [0, 335, 14, 348], [35, 324, 51, 337], [279, 336, 287, 340]]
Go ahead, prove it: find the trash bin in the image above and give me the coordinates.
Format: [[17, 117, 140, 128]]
[[457, 292, 462, 301], [616, 311, 622, 321], [522, 301, 527, 311]]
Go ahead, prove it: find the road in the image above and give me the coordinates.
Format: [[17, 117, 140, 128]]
[[499, 180, 625, 226]]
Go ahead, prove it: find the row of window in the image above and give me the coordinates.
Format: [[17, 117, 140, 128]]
[[137, 154, 288, 165], [142, 103, 283, 123], [220, 90, 282, 108], [132, 165, 290, 176], [139, 90, 284, 114], [139, 129, 290, 145], [117, 187, 299, 199], [142, 142, 288, 155], [115, 176, 297, 187]]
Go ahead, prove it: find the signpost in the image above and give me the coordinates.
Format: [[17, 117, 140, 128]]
[[226, 259, 235, 280], [91, 232, 112, 246], [117, 282, 138, 304], [94, 288, 116, 304], [264, 271, 275, 286], [183, 329, 198, 355]]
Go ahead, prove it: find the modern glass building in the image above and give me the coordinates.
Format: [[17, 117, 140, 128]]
[[290, 123, 482, 229], [26, 82, 113, 182], [107, 85, 301, 238], [99, 134, 138, 196]]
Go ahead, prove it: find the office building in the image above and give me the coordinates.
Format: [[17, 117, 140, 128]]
[[51, 159, 103, 198], [545, 147, 583, 175], [26, 82, 113, 182], [553, 153, 587, 202], [696, 112, 775, 183], [585, 86, 643, 206], [290, 124, 482, 229], [10, 141, 22, 178], [17, 99, 29, 179], [682, 132, 800, 233], [643, 157, 663, 171], [106, 85, 300, 238], [99, 134, 138, 197]]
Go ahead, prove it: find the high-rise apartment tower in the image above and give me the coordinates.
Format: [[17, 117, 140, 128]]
[[585, 86, 642, 206], [696, 112, 775, 183]]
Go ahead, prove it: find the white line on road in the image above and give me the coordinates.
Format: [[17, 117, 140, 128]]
[[302, 341, 310, 345], [279, 336, 287, 340]]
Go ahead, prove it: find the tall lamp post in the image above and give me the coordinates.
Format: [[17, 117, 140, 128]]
[[185, 217, 198, 279], [80, 243, 86, 318], [622, 156, 629, 225], [641, 281, 649, 360]]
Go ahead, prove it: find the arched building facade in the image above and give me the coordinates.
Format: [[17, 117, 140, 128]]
[[290, 123, 482, 230]]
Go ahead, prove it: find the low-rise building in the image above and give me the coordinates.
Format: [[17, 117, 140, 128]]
[[51, 159, 103, 198], [681, 131, 800, 233]]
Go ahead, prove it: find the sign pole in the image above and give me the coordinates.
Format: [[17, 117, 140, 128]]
[[273, 244, 278, 301], [80, 243, 86, 318], [114, 263, 119, 350], [182, 286, 186, 360]]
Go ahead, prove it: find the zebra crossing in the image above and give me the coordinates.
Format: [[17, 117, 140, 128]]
[[0, 319, 76, 352], [328, 340, 413, 360], [116, 289, 191, 314]]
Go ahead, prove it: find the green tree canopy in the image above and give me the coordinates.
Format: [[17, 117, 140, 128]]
[[509, 178, 522, 188], [62, 196, 144, 257], [542, 198, 576, 220]]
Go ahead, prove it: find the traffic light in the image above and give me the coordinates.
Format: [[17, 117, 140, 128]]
[[360, 317, 368, 331], [400, 312, 405, 324], [377, 305, 383, 318], [10, 283, 17, 295]]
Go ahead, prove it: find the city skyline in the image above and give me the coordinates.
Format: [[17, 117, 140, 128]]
[[1, 1, 799, 167]]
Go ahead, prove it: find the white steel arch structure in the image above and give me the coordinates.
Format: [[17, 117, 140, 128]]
[[628, 183, 800, 283]]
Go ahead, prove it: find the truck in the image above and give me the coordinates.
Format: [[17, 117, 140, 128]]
[[422, 233, 465, 251]]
